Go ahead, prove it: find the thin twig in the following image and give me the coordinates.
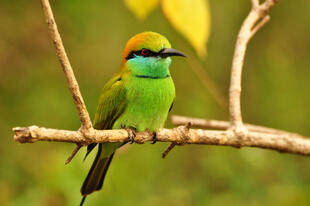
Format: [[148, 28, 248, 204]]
[[162, 143, 177, 158], [161, 122, 191, 158], [41, 0, 92, 131], [175, 38, 227, 108], [250, 15, 270, 37], [65, 144, 82, 164], [185, 50, 227, 108]]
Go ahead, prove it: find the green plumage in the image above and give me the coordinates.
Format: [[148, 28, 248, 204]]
[[80, 31, 185, 205]]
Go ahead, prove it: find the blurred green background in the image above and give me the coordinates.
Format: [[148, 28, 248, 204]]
[[1, 0, 310, 205]]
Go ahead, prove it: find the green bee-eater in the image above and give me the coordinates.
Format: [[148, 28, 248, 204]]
[[80, 31, 186, 205]]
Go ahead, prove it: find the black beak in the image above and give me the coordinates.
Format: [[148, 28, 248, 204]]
[[158, 48, 187, 58]]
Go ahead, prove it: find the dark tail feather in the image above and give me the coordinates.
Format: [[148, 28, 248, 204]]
[[80, 143, 115, 203], [83, 143, 97, 161], [80, 196, 86, 206]]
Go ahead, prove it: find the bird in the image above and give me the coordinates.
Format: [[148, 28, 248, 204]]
[[80, 31, 186, 205]]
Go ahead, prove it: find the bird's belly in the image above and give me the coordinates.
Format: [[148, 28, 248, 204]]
[[113, 77, 175, 132]]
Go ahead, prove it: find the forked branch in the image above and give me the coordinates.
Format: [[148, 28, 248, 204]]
[[229, 0, 278, 135]]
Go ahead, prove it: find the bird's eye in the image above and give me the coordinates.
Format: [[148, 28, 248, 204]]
[[141, 49, 150, 57]]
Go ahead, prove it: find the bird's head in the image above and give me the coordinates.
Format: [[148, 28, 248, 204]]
[[122, 31, 186, 79]]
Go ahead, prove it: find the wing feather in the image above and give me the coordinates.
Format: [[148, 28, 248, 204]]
[[93, 75, 126, 129], [85, 74, 127, 159]]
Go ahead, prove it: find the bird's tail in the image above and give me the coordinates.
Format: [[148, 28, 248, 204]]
[[80, 143, 115, 205]]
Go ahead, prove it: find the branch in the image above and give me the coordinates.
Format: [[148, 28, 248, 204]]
[[13, 126, 310, 156], [41, 0, 94, 162], [41, 0, 92, 131], [171, 115, 307, 138], [229, 0, 278, 135]]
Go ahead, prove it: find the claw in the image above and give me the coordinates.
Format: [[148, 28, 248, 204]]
[[125, 127, 136, 144], [151, 132, 157, 144]]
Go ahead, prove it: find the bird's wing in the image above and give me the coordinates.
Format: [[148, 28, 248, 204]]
[[85, 73, 127, 159], [93, 74, 127, 130]]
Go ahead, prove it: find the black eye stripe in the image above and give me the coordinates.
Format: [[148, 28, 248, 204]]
[[126, 49, 159, 60]]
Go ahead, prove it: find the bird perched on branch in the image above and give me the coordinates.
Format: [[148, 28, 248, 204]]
[[80, 31, 186, 205]]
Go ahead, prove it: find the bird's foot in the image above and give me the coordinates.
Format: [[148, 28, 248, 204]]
[[124, 127, 137, 144], [151, 132, 157, 144]]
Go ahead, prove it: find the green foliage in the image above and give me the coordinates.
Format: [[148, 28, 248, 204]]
[[1, 0, 310, 205]]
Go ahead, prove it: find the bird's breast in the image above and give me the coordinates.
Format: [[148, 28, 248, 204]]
[[113, 76, 175, 132]]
